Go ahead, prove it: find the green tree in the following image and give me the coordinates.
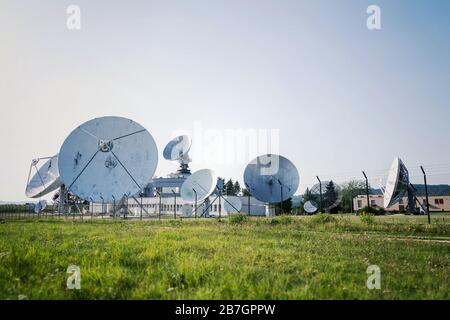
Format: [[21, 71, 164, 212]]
[[242, 188, 251, 196], [224, 179, 234, 196], [324, 181, 338, 212], [233, 181, 241, 196], [340, 179, 368, 213], [303, 188, 311, 202], [275, 198, 293, 215]]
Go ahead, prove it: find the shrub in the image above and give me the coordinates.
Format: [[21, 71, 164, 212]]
[[269, 215, 293, 225], [359, 213, 375, 225], [229, 213, 248, 224], [357, 206, 385, 216], [309, 214, 337, 224]]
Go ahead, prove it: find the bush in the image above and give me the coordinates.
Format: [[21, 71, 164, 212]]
[[309, 214, 337, 224], [357, 206, 385, 216], [359, 213, 375, 225], [229, 213, 248, 224], [269, 215, 293, 225]]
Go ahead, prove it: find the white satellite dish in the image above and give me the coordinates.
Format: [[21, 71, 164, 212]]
[[58, 116, 158, 203], [34, 200, 47, 213], [383, 157, 421, 213], [163, 135, 192, 176], [303, 200, 318, 214], [26, 155, 62, 198], [163, 135, 191, 161], [224, 196, 242, 214], [243, 154, 299, 203], [180, 204, 193, 216], [180, 169, 217, 204], [384, 158, 405, 208]]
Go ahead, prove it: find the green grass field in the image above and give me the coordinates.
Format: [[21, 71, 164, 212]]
[[0, 214, 449, 300]]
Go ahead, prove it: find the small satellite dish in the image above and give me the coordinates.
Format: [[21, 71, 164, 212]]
[[34, 200, 47, 213], [163, 135, 191, 161], [243, 154, 299, 203], [303, 200, 318, 214], [224, 196, 242, 214], [26, 155, 62, 198], [163, 135, 192, 176], [181, 204, 193, 216], [58, 116, 158, 203], [309, 181, 342, 211], [180, 169, 217, 204]]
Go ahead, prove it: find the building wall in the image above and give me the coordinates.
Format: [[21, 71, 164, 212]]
[[90, 195, 266, 217], [353, 195, 450, 212]]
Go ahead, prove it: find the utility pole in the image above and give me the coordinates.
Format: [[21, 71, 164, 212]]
[[171, 190, 177, 219], [277, 178, 284, 214], [420, 166, 431, 224], [193, 188, 198, 218], [316, 176, 322, 212], [245, 182, 251, 216], [362, 171, 370, 208]]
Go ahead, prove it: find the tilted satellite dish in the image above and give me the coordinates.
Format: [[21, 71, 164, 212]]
[[383, 157, 421, 213], [163, 135, 191, 161], [384, 158, 409, 208], [58, 116, 158, 203], [309, 181, 342, 211], [243, 154, 299, 203], [26, 155, 62, 198], [34, 200, 47, 213], [180, 204, 193, 216], [224, 196, 242, 214], [163, 135, 192, 175], [303, 200, 318, 214], [180, 169, 217, 204]]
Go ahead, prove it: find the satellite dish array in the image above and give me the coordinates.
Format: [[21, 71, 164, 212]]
[[25, 115, 417, 216]]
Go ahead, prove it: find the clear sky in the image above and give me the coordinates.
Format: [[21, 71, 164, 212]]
[[1, 0, 449, 202]]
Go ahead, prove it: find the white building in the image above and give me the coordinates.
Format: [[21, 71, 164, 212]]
[[90, 175, 266, 217], [353, 194, 450, 212]]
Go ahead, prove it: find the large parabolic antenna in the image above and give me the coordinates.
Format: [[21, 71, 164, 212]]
[[384, 157, 410, 208], [243, 154, 299, 203], [180, 169, 217, 204], [309, 181, 342, 211], [383, 157, 421, 213], [26, 155, 62, 198], [163, 135, 192, 175], [58, 116, 158, 203]]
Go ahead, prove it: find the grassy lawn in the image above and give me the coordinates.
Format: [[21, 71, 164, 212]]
[[0, 214, 448, 300]]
